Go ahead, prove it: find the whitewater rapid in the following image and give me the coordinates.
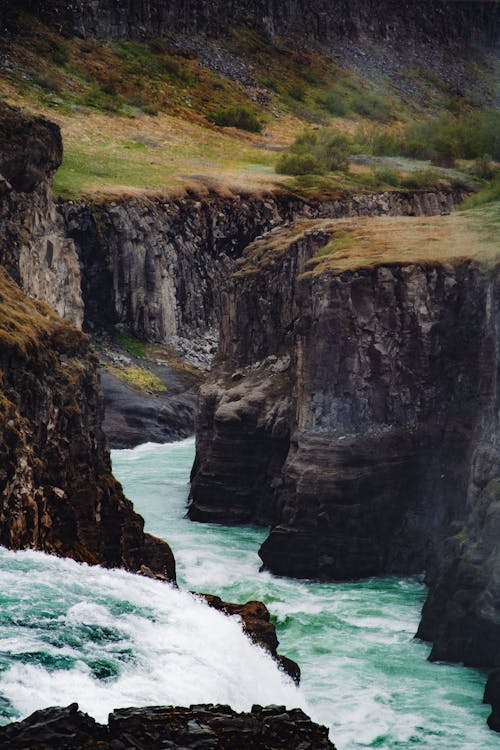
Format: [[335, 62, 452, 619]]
[[0, 438, 495, 750], [0, 547, 304, 724]]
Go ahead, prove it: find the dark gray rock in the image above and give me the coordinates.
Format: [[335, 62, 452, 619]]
[[0, 703, 336, 749], [485, 669, 500, 733]]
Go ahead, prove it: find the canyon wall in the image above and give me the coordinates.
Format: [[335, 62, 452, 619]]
[[0, 267, 175, 578], [189, 221, 500, 673], [14, 0, 499, 47], [0, 103, 175, 579], [62, 189, 463, 346], [0, 105, 83, 328]]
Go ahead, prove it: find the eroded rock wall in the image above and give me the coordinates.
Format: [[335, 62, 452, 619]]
[[62, 189, 463, 345], [0, 267, 175, 578], [0, 104, 83, 327], [189, 222, 500, 672], [15, 0, 499, 48]]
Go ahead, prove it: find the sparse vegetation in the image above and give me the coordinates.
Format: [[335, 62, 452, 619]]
[[106, 364, 167, 394]]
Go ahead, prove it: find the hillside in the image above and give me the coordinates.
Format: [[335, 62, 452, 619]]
[[0, 3, 497, 198]]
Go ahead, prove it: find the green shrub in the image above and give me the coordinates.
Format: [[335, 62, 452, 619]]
[[319, 92, 349, 117], [275, 129, 350, 176], [373, 167, 401, 186], [210, 105, 263, 133], [351, 91, 392, 122], [275, 153, 324, 175], [461, 173, 500, 209], [400, 169, 441, 190], [469, 154, 496, 180], [287, 83, 306, 101], [322, 134, 350, 172]]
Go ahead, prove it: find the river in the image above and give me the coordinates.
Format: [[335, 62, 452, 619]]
[[0, 438, 495, 749]]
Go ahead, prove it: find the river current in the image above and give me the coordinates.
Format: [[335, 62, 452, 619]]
[[0, 438, 495, 749]]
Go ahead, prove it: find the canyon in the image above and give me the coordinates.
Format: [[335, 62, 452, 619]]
[[0, 0, 498, 741]]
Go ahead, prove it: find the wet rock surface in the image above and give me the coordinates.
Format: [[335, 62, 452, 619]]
[[0, 702, 335, 749], [485, 669, 500, 733], [200, 594, 300, 684], [0, 268, 175, 580]]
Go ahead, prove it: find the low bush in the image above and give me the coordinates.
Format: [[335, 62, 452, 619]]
[[210, 105, 263, 133], [373, 167, 401, 186], [400, 169, 441, 190], [275, 129, 350, 176]]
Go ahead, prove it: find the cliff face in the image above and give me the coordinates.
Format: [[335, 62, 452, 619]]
[[0, 105, 83, 328], [0, 267, 175, 578], [17, 0, 499, 47], [0, 103, 174, 579], [189, 214, 500, 671], [62, 189, 463, 346]]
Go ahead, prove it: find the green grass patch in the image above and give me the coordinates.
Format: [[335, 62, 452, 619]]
[[107, 364, 167, 394]]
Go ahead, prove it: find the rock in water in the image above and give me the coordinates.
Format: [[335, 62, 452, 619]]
[[0, 703, 336, 749], [485, 670, 500, 733]]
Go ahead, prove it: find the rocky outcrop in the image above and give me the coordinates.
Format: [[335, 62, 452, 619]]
[[485, 669, 500, 733], [200, 594, 300, 683], [0, 702, 335, 749], [189, 217, 499, 675], [416, 267, 500, 667], [0, 266, 175, 579], [15, 0, 500, 48], [0, 104, 83, 327], [62, 189, 464, 345]]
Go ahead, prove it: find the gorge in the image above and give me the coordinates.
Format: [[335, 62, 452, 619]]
[[0, 0, 499, 746]]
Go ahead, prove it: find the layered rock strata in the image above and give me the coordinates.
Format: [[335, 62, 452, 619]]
[[0, 104, 83, 327], [189, 216, 500, 679], [0, 266, 175, 579], [0, 702, 335, 749]]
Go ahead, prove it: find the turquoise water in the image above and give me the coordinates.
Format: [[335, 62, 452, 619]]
[[112, 439, 495, 750], [0, 438, 495, 749]]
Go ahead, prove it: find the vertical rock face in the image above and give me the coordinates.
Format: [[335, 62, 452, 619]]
[[62, 189, 463, 345], [15, 0, 499, 47], [0, 266, 175, 578], [189, 217, 499, 673], [0, 104, 83, 328], [0, 104, 174, 579], [417, 269, 500, 668]]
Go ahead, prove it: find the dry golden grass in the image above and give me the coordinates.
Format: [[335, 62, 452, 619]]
[[0, 267, 85, 357], [237, 205, 500, 278]]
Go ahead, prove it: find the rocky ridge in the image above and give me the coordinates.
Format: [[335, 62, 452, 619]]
[[15, 0, 499, 49], [62, 189, 465, 345], [0, 702, 335, 749], [0, 104, 83, 328]]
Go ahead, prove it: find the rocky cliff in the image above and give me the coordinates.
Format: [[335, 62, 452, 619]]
[[0, 266, 175, 578], [0, 104, 83, 328], [14, 0, 500, 48], [0, 103, 175, 578], [62, 189, 464, 347], [189, 212, 500, 679]]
